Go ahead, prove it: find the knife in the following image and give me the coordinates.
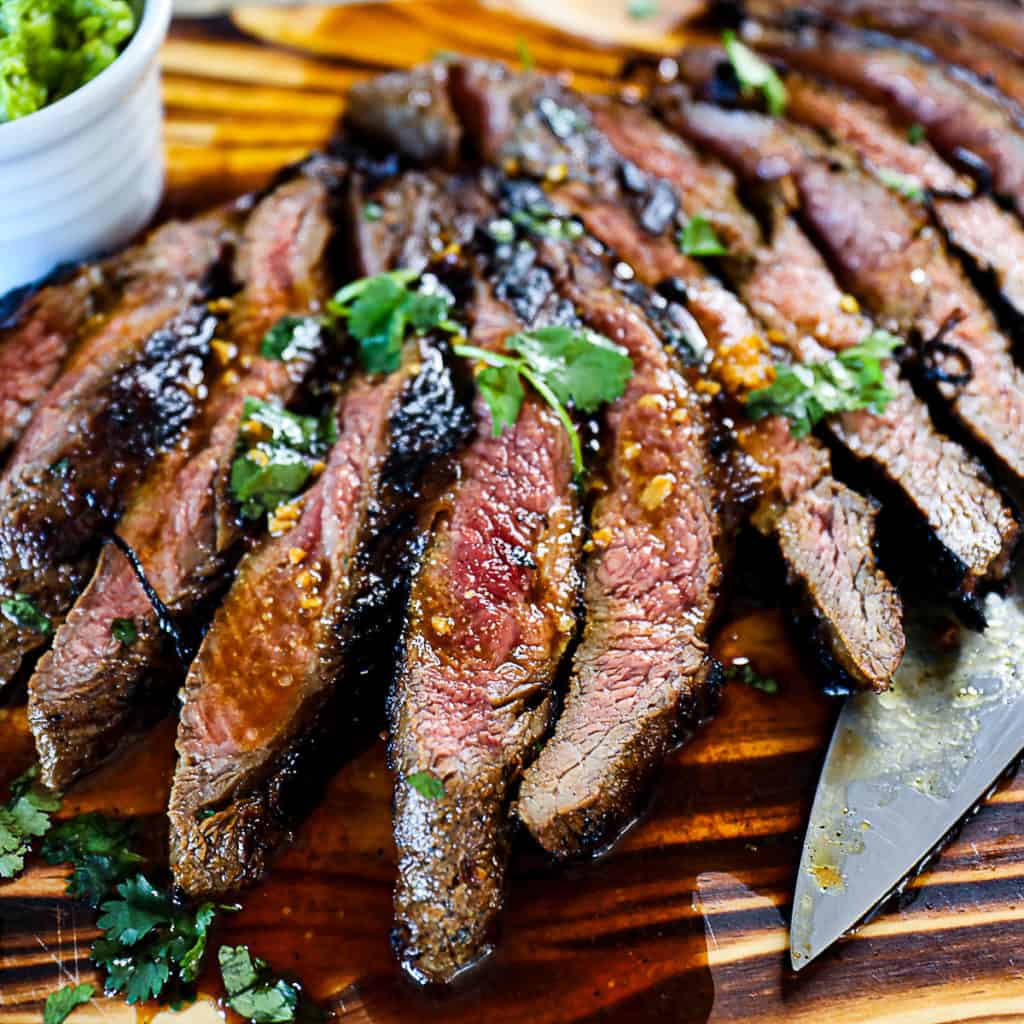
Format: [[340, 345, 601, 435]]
[[790, 569, 1024, 969]]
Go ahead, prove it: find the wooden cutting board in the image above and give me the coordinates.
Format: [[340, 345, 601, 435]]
[[4, 4, 1024, 1021]]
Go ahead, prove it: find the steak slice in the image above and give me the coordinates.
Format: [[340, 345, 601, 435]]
[[390, 259, 582, 982], [654, 91, 1024, 487], [773, 67, 1024, 323], [516, 259, 723, 856], [748, 21, 1024, 217], [0, 214, 234, 689], [556, 99, 904, 687], [170, 339, 470, 896], [28, 162, 342, 789], [171, 171, 478, 897]]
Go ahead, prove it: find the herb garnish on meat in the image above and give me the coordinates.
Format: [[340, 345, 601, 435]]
[[407, 771, 445, 799], [1, 593, 52, 635], [877, 167, 927, 203], [260, 316, 323, 363], [219, 946, 322, 1024], [678, 214, 727, 257], [454, 326, 633, 476], [230, 399, 337, 521], [745, 331, 901, 437], [723, 30, 788, 117], [0, 765, 61, 878]]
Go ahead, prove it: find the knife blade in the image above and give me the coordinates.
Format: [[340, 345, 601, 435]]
[[790, 574, 1024, 970]]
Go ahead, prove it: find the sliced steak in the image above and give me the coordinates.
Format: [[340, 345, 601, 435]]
[[171, 172, 478, 897], [748, 22, 1024, 217], [390, 258, 582, 982], [775, 68, 1024, 323], [171, 338, 470, 896], [347, 64, 462, 169], [654, 91, 1024, 487], [517, 261, 723, 856], [560, 98, 904, 687], [0, 214, 233, 689], [27, 162, 342, 788]]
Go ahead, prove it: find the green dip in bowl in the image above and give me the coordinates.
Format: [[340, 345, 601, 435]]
[[0, 0, 139, 123]]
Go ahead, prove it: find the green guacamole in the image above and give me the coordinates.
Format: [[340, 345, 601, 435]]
[[0, 0, 137, 124]]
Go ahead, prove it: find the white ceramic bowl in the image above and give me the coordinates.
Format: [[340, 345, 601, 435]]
[[0, 0, 171, 296]]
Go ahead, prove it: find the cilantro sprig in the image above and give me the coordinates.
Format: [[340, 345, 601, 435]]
[[454, 326, 633, 476], [230, 398, 338, 521], [0, 765, 61, 878], [745, 330, 901, 437], [876, 166, 927, 203], [723, 30, 787, 117], [93, 875, 219, 1005], [407, 771, 445, 800], [726, 660, 779, 695], [326, 269, 458, 374], [219, 946, 322, 1024], [43, 983, 94, 1024], [40, 813, 143, 906]]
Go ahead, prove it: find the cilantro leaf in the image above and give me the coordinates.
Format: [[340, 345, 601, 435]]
[[455, 328, 632, 477], [261, 317, 323, 363], [506, 327, 634, 412], [327, 270, 458, 374], [0, 765, 61, 879], [93, 874, 220, 1006], [40, 813, 143, 906], [906, 122, 926, 145], [745, 330, 901, 437], [475, 364, 525, 436], [509, 209, 584, 242], [229, 399, 337, 521], [1, 594, 52, 635], [723, 30, 787, 116], [678, 214, 727, 257], [407, 771, 445, 800], [111, 617, 138, 646], [876, 166, 927, 203], [219, 946, 318, 1024], [363, 202, 384, 222], [43, 983, 94, 1024]]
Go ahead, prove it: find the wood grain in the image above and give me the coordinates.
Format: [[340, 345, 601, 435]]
[[4, 3, 1024, 1022]]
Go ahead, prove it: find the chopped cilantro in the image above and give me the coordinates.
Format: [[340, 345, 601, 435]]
[[906, 122, 925, 145], [678, 214, 727, 257], [454, 326, 633, 476], [628, 0, 658, 17], [0, 765, 61, 879], [40, 813, 143, 906], [260, 316, 323, 363], [877, 166, 927, 203], [218, 946, 321, 1024], [229, 398, 337, 521], [486, 217, 517, 244], [327, 269, 459, 374], [93, 875, 218, 1005], [745, 329, 901, 437], [111, 617, 138, 646], [407, 771, 445, 800], [363, 201, 384, 222], [723, 30, 787, 116], [510, 208, 585, 242], [43, 983, 94, 1024], [517, 36, 534, 72], [726, 660, 779, 694], [1, 594, 51, 635]]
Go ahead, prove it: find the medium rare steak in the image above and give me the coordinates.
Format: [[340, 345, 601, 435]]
[[772, 67, 1024, 324], [171, 171, 478, 897], [748, 21, 1024, 217], [389, 253, 583, 982], [654, 92, 1024, 489], [517, 260, 723, 856], [0, 213, 234, 689], [28, 162, 342, 788]]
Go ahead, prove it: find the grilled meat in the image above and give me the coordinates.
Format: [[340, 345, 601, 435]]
[[767, 66, 1024, 325], [654, 91, 1024, 492], [28, 162, 342, 789], [171, 171, 476, 897], [746, 21, 1024, 218], [0, 214, 234, 689]]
